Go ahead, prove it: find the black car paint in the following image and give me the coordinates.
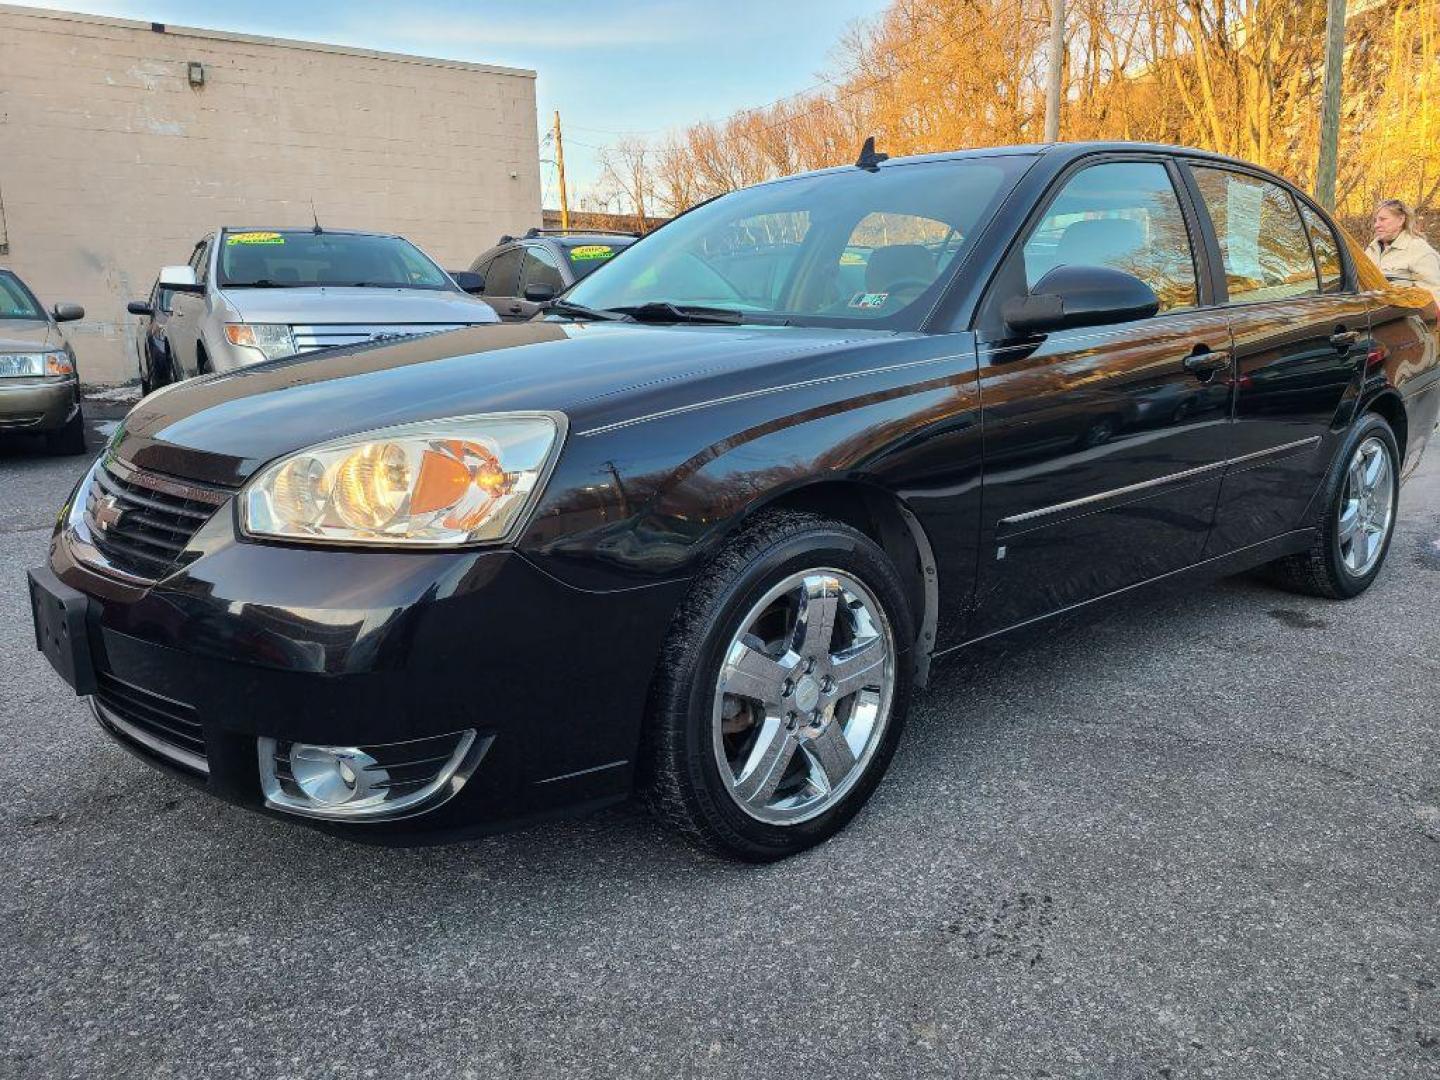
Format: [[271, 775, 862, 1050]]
[[37, 143, 1440, 841]]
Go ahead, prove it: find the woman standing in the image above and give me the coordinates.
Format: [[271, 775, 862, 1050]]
[[1365, 199, 1440, 303]]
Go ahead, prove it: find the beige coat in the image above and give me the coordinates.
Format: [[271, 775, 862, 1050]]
[[1365, 229, 1440, 303]]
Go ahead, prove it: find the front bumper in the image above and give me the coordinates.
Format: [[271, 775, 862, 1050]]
[[42, 496, 688, 842], [0, 377, 77, 433]]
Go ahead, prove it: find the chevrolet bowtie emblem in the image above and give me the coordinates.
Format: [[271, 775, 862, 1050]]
[[93, 493, 125, 533]]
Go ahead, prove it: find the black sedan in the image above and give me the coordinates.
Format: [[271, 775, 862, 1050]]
[[28, 142, 1440, 860]]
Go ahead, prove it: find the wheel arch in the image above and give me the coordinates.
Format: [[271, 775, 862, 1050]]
[[718, 478, 939, 686], [1360, 388, 1408, 466]]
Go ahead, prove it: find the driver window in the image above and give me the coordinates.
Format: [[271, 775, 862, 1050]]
[[520, 245, 565, 293], [1022, 162, 1198, 313], [189, 239, 212, 285]]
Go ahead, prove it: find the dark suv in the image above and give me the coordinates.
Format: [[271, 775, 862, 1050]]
[[28, 142, 1440, 860], [469, 228, 637, 320]]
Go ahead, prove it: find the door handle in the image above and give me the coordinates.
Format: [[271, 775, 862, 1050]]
[[1183, 347, 1230, 380], [1330, 328, 1359, 350]]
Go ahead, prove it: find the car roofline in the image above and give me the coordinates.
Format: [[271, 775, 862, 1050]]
[[738, 140, 1306, 192]]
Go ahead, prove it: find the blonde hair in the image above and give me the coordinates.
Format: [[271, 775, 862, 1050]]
[[1375, 198, 1419, 235]]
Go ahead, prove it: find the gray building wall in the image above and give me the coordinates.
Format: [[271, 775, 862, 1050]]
[[0, 4, 542, 383]]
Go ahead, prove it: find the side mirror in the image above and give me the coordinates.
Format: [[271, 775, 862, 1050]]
[[452, 270, 485, 294], [127, 301, 154, 317], [159, 265, 203, 294], [1002, 265, 1159, 335], [51, 302, 85, 322], [523, 282, 557, 303]]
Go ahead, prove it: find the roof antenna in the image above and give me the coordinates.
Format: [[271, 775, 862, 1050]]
[[855, 135, 888, 172], [310, 199, 324, 235]]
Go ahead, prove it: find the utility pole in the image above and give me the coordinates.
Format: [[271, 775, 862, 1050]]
[[1314, 0, 1347, 211], [1044, 0, 1064, 143], [553, 110, 570, 230]]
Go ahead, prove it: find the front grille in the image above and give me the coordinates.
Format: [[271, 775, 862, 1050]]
[[83, 458, 230, 581], [94, 671, 207, 774], [0, 412, 43, 430], [289, 323, 468, 353]]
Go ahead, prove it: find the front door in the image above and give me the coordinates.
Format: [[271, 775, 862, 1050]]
[[167, 238, 210, 376], [1185, 166, 1370, 555], [481, 247, 526, 321], [972, 157, 1233, 636]]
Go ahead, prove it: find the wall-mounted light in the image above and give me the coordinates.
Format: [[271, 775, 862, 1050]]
[[187, 61, 205, 88]]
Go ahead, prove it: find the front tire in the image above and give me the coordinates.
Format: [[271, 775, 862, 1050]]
[[641, 510, 914, 861], [1266, 412, 1399, 599]]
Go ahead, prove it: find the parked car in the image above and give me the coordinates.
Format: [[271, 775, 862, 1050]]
[[0, 268, 86, 454], [140, 227, 499, 380], [127, 277, 178, 395], [28, 142, 1440, 861], [469, 228, 637, 320]]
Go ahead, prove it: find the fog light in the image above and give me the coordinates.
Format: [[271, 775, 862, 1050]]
[[290, 744, 385, 807], [257, 731, 485, 822]]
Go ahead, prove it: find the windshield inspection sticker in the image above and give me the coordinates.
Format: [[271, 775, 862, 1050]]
[[569, 245, 614, 261], [226, 232, 286, 246], [848, 291, 889, 309]]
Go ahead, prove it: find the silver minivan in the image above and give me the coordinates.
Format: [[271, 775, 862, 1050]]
[[155, 227, 499, 377]]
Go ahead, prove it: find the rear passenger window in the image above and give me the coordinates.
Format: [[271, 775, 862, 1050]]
[[1299, 202, 1345, 293], [1022, 161, 1198, 312], [1193, 168, 1320, 303]]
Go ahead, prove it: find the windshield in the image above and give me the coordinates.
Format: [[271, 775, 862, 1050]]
[[566, 157, 1030, 328], [218, 231, 454, 289], [0, 273, 43, 319]]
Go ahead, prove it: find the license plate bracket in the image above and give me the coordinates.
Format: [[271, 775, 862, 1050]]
[[28, 566, 96, 696]]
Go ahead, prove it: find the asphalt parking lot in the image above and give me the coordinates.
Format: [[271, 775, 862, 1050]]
[[2, 405, 1437, 1080]]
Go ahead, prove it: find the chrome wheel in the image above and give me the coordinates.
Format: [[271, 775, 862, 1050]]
[[712, 569, 896, 825], [1338, 435, 1394, 577]]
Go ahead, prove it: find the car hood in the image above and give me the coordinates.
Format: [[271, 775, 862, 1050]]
[[114, 319, 916, 486], [222, 286, 499, 325], [0, 319, 56, 350]]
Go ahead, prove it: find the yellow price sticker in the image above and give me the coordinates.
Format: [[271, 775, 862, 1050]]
[[227, 232, 285, 245], [569, 245, 614, 261]]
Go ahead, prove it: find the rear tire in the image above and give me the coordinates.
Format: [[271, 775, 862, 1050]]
[[44, 406, 87, 456], [1265, 412, 1399, 599], [641, 510, 914, 861]]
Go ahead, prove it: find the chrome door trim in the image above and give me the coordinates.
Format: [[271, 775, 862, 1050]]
[[1000, 460, 1226, 526], [998, 435, 1323, 527], [1223, 435, 1322, 472]]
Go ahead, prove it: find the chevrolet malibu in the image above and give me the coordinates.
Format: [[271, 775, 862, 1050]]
[[28, 142, 1440, 860]]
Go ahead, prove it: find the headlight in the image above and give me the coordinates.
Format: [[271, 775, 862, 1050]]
[[224, 323, 296, 361], [241, 413, 564, 546], [0, 349, 72, 378]]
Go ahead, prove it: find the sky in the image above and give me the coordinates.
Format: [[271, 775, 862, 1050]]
[[6, 0, 889, 205]]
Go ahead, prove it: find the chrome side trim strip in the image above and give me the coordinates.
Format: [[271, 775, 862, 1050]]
[[1001, 460, 1225, 526], [92, 698, 210, 775], [999, 435, 1324, 527], [1224, 435, 1322, 468]]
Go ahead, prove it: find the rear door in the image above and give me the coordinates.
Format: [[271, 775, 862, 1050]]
[[972, 156, 1234, 635], [1183, 165, 1369, 555]]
